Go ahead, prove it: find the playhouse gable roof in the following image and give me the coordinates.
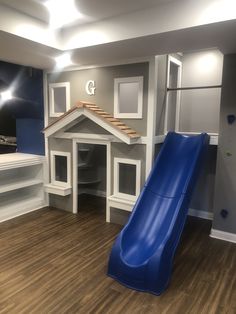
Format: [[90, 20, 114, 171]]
[[43, 101, 140, 144]]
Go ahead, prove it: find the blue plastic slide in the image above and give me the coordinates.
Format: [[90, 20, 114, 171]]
[[108, 132, 209, 295]]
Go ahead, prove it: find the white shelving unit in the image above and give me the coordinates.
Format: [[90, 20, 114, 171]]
[[0, 153, 46, 222]]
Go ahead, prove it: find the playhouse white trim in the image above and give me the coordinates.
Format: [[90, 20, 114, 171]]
[[107, 195, 135, 212], [44, 184, 72, 196], [146, 56, 158, 178], [49, 82, 70, 118], [43, 71, 50, 206], [164, 55, 182, 134], [72, 138, 111, 221], [114, 76, 143, 119], [44, 106, 140, 145], [50, 150, 71, 188], [113, 157, 141, 202]]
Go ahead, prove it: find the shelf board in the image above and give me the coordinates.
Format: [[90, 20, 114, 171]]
[[0, 142, 17, 147], [78, 163, 92, 169], [0, 178, 43, 194], [78, 148, 90, 152], [78, 179, 101, 185]]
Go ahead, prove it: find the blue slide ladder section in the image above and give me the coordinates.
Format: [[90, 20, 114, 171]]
[[108, 132, 209, 295]]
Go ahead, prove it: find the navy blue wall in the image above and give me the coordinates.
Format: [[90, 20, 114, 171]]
[[0, 61, 44, 155], [16, 119, 45, 155]]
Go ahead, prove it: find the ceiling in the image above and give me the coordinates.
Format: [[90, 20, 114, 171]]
[[0, 0, 236, 70], [0, 0, 171, 26]]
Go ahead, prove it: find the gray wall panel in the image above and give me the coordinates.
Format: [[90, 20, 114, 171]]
[[179, 50, 223, 133], [213, 54, 236, 234], [48, 63, 149, 136]]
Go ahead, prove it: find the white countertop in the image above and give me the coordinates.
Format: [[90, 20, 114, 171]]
[[0, 153, 45, 170]]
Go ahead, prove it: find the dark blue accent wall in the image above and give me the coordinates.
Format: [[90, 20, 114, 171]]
[[0, 61, 44, 155], [16, 119, 45, 155]]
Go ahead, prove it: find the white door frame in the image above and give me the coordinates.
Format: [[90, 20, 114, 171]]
[[72, 138, 111, 221], [164, 55, 182, 134]]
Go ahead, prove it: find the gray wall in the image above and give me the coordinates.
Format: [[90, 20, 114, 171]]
[[155, 143, 216, 214], [179, 49, 223, 133], [213, 54, 236, 234], [190, 146, 217, 213], [67, 118, 110, 134], [48, 63, 149, 136]]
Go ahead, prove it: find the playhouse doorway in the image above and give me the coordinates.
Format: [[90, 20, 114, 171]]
[[75, 142, 107, 215]]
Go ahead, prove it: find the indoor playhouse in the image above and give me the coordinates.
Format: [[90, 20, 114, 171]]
[[0, 48, 224, 294]]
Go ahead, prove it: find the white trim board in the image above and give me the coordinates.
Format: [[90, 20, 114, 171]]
[[114, 76, 143, 119], [46, 56, 153, 74], [113, 157, 141, 202], [50, 150, 71, 188], [210, 229, 236, 244], [145, 56, 158, 179], [49, 82, 70, 118], [164, 55, 182, 134], [188, 208, 213, 220]]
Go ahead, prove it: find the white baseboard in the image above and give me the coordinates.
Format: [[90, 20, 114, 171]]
[[210, 228, 236, 244], [188, 208, 213, 220], [0, 203, 46, 224], [78, 189, 106, 198]]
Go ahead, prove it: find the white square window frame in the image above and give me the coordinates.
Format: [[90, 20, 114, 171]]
[[49, 82, 70, 117], [114, 157, 141, 201], [50, 150, 71, 188], [114, 76, 143, 119]]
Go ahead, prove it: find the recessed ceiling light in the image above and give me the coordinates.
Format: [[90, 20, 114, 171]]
[[55, 53, 73, 69], [0, 89, 13, 102], [44, 0, 82, 29]]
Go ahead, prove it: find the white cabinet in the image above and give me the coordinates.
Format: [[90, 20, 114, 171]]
[[0, 153, 46, 222]]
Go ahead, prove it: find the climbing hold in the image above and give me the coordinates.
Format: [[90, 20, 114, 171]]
[[220, 209, 228, 218], [227, 114, 236, 124], [226, 151, 232, 157]]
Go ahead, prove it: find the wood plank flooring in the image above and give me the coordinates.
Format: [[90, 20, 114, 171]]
[[0, 196, 235, 314]]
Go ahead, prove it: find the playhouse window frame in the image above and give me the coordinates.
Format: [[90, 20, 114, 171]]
[[50, 150, 71, 187], [164, 56, 182, 134], [49, 82, 70, 117], [114, 157, 141, 201], [114, 76, 143, 119]]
